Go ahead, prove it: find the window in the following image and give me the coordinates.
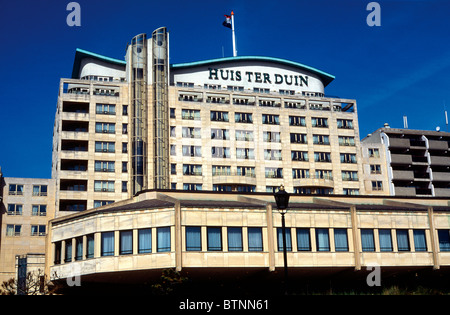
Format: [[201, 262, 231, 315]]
[[123, 105, 128, 116], [181, 109, 200, 120], [396, 230, 410, 251], [292, 169, 310, 179], [75, 237, 83, 261], [228, 227, 243, 251], [170, 108, 176, 118], [340, 153, 356, 164], [361, 229, 375, 252], [170, 126, 176, 137], [7, 204, 22, 215], [182, 127, 201, 139], [291, 151, 308, 161], [157, 227, 171, 252], [94, 180, 115, 192], [248, 227, 263, 251], [290, 133, 307, 144], [413, 230, 427, 252], [235, 112, 253, 123], [210, 111, 229, 122], [379, 229, 393, 251], [33, 185, 47, 196], [263, 131, 280, 143], [95, 161, 115, 172], [343, 188, 359, 195], [262, 114, 279, 125], [138, 229, 152, 254], [32, 205, 47, 216], [120, 230, 133, 255], [311, 117, 328, 128], [368, 148, 380, 158], [237, 166, 255, 177], [236, 148, 254, 159], [212, 165, 231, 176], [313, 134, 329, 145], [182, 146, 202, 157], [342, 171, 358, 181], [101, 232, 115, 256], [277, 228, 292, 251], [122, 142, 128, 153], [171, 164, 177, 175], [183, 164, 202, 176], [170, 145, 176, 156], [334, 229, 348, 251], [372, 181, 383, 191], [438, 230, 450, 252], [370, 165, 381, 174], [95, 141, 115, 153], [122, 162, 128, 173], [6, 225, 21, 236], [86, 234, 95, 259], [314, 152, 331, 162], [9, 184, 23, 195], [207, 227, 222, 251], [235, 130, 253, 141], [296, 228, 311, 251], [96, 103, 115, 115], [65, 240, 72, 262], [264, 149, 282, 161], [122, 181, 128, 193], [31, 225, 46, 236], [315, 228, 330, 251], [211, 147, 230, 158], [337, 119, 353, 129], [315, 170, 333, 180], [265, 167, 283, 178], [186, 227, 201, 251], [289, 116, 306, 126], [183, 183, 202, 191], [54, 242, 62, 265], [95, 122, 115, 134], [338, 136, 355, 146], [211, 128, 229, 140]]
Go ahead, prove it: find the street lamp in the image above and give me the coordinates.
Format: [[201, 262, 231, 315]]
[[274, 185, 290, 295]]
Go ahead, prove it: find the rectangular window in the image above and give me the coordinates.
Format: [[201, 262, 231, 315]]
[[95, 122, 115, 134], [211, 128, 229, 140], [138, 229, 152, 254], [54, 242, 62, 265], [120, 230, 133, 255], [31, 225, 46, 236], [371, 181, 383, 191], [94, 180, 115, 192], [182, 164, 202, 176], [289, 116, 306, 126], [181, 109, 201, 120], [227, 227, 243, 251], [296, 228, 311, 251], [211, 147, 230, 158], [7, 204, 22, 215], [9, 184, 24, 195], [33, 185, 47, 196], [262, 114, 280, 125], [86, 234, 95, 259], [248, 227, 263, 251], [183, 183, 202, 191], [368, 148, 380, 158], [361, 229, 375, 252], [311, 117, 328, 128], [340, 153, 357, 163], [292, 169, 310, 179], [334, 229, 348, 252], [210, 111, 229, 122], [413, 230, 427, 252], [207, 227, 222, 251], [94, 161, 115, 172], [265, 167, 283, 178], [235, 112, 253, 123], [438, 230, 450, 252], [315, 228, 330, 251], [75, 237, 83, 261], [337, 119, 353, 129], [338, 136, 355, 146], [236, 148, 255, 160], [263, 131, 281, 143], [182, 145, 202, 157], [313, 134, 330, 145], [290, 133, 307, 144], [379, 229, 393, 251], [314, 152, 331, 162], [157, 227, 171, 252], [101, 232, 115, 256], [186, 227, 201, 251], [396, 230, 410, 251], [235, 130, 253, 141], [277, 228, 292, 251], [96, 141, 115, 153], [6, 224, 21, 236], [291, 151, 308, 161], [370, 164, 381, 174], [183, 127, 202, 139], [96, 103, 116, 115], [264, 149, 282, 161], [65, 240, 72, 262]]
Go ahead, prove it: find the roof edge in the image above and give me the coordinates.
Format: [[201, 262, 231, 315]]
[[71, 48, 126, 79]]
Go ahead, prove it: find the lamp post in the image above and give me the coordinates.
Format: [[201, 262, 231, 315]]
[[274, 185, 290, 295]]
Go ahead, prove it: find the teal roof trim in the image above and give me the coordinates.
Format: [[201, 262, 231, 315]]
[[71, 48, 126, 78], [171, 56, 335, 86]]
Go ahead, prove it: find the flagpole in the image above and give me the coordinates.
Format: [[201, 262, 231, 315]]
[[231, 11, 237, 57]]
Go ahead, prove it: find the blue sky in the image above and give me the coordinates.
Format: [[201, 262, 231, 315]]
[[1, 0, 450, 178]]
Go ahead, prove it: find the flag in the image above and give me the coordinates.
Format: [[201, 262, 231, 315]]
[[223, 15, 231, 29]]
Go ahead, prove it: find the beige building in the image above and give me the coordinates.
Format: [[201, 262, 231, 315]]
[[52, 27, 365, 221], [46, 189, 450, 293], [0, 172, 55, 284]]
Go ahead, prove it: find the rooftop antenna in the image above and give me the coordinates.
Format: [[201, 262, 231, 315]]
[[444, 102, 448, 132], [403, 115, 408, 129]]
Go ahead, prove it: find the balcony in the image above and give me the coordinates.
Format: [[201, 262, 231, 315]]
[[390, 154, 412, 165], [388, 138, 410, 148], [392, 170, 414, 181], [292, 175, 334, 188], [432, 172, 450, 182], [212, 172, 257, 186], [428, 140, 449, 151], [430, 156, 450, 166]]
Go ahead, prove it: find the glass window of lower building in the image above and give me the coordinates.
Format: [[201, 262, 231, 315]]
[[186, 226, 201, 251], [277, 227, 292, 251], [379, 229, 393, 251], [413, 229, 427, 252], [120, 230, 133, 255], [396, 229, 410, 251], [207, 227, 222, 251], [438, 229, 450, 252], [138, 229, 152, 254], [296, 228, 311, 251], [101, 232, 115, 256], [227, 227, 243, 251], [361, 229, 375, 252], [248, 227, 263, 251], [334, 229, 348, 251], [157, 227, 171, 252], [315, 228, 330, 251]]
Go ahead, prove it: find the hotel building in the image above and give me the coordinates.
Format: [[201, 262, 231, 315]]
[[52, 27, 364, 219]]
